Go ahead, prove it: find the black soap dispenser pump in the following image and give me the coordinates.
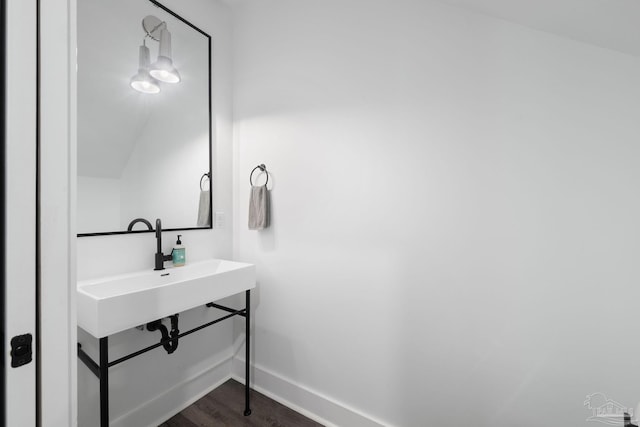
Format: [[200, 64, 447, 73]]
[[172, 234, 185, 266]]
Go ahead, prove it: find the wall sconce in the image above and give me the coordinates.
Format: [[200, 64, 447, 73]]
[[130, 15, 181, 94]]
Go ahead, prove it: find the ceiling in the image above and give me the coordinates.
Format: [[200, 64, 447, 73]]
[[225, 0, 640, 57], [435, 0, 640, 57]]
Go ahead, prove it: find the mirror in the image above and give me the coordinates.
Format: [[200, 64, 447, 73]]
[[77, 0, 212, 236]]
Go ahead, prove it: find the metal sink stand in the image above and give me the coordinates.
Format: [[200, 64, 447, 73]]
[[77, 290, 252, 427]]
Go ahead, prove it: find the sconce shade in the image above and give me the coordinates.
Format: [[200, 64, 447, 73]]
[[130, 44, 160, 94], [149, 29, 181, 83]]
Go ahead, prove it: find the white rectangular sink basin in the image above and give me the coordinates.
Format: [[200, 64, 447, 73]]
[[77, 259, 256, 338]]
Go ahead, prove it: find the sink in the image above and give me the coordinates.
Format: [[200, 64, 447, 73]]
[[77, 259, 256, 338]]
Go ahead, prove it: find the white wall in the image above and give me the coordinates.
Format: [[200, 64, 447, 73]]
[[76, 0, 236, 425], [232, 1, 640, 426], [78, 176, 121, 233]]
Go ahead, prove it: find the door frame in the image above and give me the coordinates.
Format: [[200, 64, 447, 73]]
[[3, 1, 39, 425], [3, 1, 77, 426], [38, 0, 77, 426]]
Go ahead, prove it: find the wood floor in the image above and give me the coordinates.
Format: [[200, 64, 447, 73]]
[[158, 379, 324, 427]]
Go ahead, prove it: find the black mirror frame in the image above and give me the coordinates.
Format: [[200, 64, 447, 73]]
[[78, 0, 213, 237]]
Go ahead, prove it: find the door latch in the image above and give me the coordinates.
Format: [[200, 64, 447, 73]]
[[10, 334, 32, 368]]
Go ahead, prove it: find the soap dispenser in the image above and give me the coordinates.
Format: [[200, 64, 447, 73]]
[[172, 234, 186, 267]]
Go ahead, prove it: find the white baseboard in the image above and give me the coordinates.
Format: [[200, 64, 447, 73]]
[[232, 358, 393, 427], [111, 356, 233, 427], [107, 353, 392, 427]]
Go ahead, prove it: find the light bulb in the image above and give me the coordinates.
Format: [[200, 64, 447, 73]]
[[149, 29, 181, 83], [130, 44, 161, 94]]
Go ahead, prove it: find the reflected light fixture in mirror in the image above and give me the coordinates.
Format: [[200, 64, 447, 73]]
[[130, 41, 160, 94], [150, 27, 181, 83]]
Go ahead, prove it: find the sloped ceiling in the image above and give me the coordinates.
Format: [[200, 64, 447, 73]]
[[225, 0, 640, 58], [78, 0, 153, 178], [436, 0, 640, 57]]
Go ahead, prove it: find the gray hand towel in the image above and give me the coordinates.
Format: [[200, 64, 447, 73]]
[[248, 185, 270, 230], [197, 190, 211, 227]]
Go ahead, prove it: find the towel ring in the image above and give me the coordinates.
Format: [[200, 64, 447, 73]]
[[200, 172, 211, 191], [250, 164, 269, 186]]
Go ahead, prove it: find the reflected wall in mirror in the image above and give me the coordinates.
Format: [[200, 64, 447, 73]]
[[77, 0, 212, 236]]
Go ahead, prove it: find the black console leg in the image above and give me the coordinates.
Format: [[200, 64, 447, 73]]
[[99, 337, 109, 427], [244, 289, 252, 416]]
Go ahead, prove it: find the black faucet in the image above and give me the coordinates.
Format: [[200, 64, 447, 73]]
[[154, 218, 173, 270]]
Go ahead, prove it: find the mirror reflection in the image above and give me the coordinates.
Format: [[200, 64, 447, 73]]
[[77, 0, 211, 236]]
